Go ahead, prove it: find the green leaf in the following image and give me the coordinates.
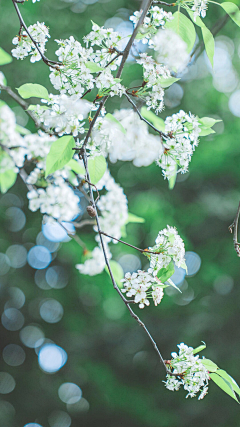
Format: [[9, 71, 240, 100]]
[[199, 117, 222, 127], [126, 212, 145, 224], [15, 124, 31, 135], [165, 11, 196, 53], [187, 10, 215, 66], [88, 155, 107, 185], [209, 373, 239, 402], [192, 343, 206, 355], [105, 260, 124, 288], [158, 77, 180, 88], [120, 224, 127, 238], [216, 370, 240, 396], [168, 164, 177, 190], [0, 47, 12, 66], [199, 126, 215, 136], [67, 159, 85, 175], [0, 169, 17, 193], [201, 359, 218, 372], [85, 62, 104, 73], [135, 30, 151, 40], [17, 83, 49, 100], [105, 113, 126, 134], [220, 2, 240, 27], [201, 26, 215, 67], [140, 107, 165, 131], [0, 100, 6, 109], [28, 105, 49, 111], [45, 135, 75, 177], [157, 260, 175, 282]]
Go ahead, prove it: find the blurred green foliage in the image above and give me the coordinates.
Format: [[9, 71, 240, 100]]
[[1, 1, 240, 426]]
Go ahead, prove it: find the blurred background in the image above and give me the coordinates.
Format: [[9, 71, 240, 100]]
[[0, 0, 240, 426]]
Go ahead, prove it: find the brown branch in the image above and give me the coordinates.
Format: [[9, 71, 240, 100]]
[[82, 147, 176, 375], [228, 201, 240, 257], [152, 1, 176, 5], [99, 231, 163, 255], [0, 84, 56, 135], [124, 92, 167, 140], [12, 0, 61, 69]]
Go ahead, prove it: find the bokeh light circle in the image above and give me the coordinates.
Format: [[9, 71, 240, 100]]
[[3, 344, 26, 366], [20, 325, 45, 348], [58, 383, 82, 404], [38, 344, 67, 373], [39, 299, 64, 323], [27, 246, 52, 270], [48, 411, 71, 427], [0, 372, 16, 394], [1, 308, 24, 331]]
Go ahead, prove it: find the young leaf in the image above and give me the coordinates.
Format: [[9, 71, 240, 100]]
[[141, 107, 165, 131], [17, 83, 49, 100], [105, 113, 126, 134], [199, 117, 222, 127], [158, 77, 180, 88], [168, 164, 178, 190], [126, 213, 145, 224], [45, 135, 75, 177], [167, 278, 182, 293], [105, 260, 124, 287], [201, 359, 218, 372], [157, 260, 175, 282], [88, 155, 107, 185], [187, 10, 215, 66], [85, 62, 104, 73], [0, 169, 17, 193], [199, 127, 215, 136], [67, 159, 85, 176], [209, 373, 239, 402], [220, 2, 240, 27], [192, 343, 206, 355], [0, 47, 12, 66], [165, 12, 196, 53], [15, 124, 31, 135], [216, 370, 240, 396]]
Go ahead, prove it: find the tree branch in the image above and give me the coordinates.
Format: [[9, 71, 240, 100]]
[[12, 0, 61, 69], [229, 201, 240, 257]]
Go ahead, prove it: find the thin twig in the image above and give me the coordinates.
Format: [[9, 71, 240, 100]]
[[71, 219, 96, 229], [124, 92, 167, 140], [228, 201, 240, 257], [0, 84, 57, 135], [12, 0, 61, 69], [99, 231, 163, 255], [152, 1, 175, 5]]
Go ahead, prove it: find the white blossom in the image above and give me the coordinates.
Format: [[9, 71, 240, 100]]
[[191, 0, 208, 20], [12, 22, 50, 62], [27, 175, 80, 221], [31, 94, 92, 136], [157, 110, 201, 179], [76, 244, 112, 276], [130, 7, 173, 45], [149, 225, 186, 275], [121, 269, 164, 308], [164, 343, 209, 399], [152, 29, 190, 73]]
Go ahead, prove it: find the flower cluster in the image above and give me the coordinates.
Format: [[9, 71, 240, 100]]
[[95, 170, 128, 242], [31, 94, 92, 136], [83, 23, 123, 69], [148, 225, 186, 276], [121, 270, 164, 308], [24, 131, 56, 161], [130, 6, 173, 44], [76, 243, 112, 276], [27, 175, 80, 221], [191, 0, 208, 20], [49, 25, 125, 98], [12, 22, 50, 63], [136, 53, 171, 113], [164, 343, 209, 399], [152, 29, 190, 73], [157, 110, 201, 179], [0, 104, 27, 167]]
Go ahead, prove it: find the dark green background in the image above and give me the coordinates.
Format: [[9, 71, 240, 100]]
[[0, 0, 240, 426]]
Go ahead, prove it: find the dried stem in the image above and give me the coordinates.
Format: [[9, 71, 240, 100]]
[[228, 201, 240, 257]]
